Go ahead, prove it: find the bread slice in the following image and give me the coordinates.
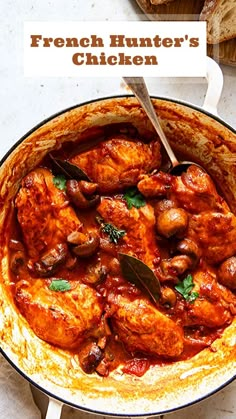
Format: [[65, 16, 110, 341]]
[[150, 0, 174, 5], [200, 0, 236, 44]]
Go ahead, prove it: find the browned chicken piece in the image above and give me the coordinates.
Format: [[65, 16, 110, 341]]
[[15, 168, 82, 259], [108, 292, 184, 357], [138, 165, 229, 214], [15, 279, 103, 349], [138, 171, 172, 198], [184, 270, 236, 328], [188, 211, 236, 264], [70, 136, 161, 193], [169, 165, 229, 214], [98, 197, 159, 268]]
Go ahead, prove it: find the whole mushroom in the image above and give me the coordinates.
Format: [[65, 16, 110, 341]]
[[161, 287, 177, 307], [67, 230, 100, 258], [156, 208, 189, 238], [218, 256, 236, 290]]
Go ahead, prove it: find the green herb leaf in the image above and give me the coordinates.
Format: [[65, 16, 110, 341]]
[[49, 279, 71, 292], [124, 187, 146, 210], [175, 274, 199, 303], [53, 175, 67, 191], [102, 223, 126, 244], [186, 291, 199, 303], [118, 253, 161, 304]]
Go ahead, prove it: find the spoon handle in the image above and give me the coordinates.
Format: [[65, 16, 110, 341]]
[[123, 77, 179, 167]]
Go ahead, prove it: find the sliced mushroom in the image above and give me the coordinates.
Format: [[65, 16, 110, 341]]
[[29, 243, 68, 277], [70, 231, 100, 258], [177, 238, 201, 266], [40, 243, 68, 267], [78, 342, 103, 374], [84, 263, 107, 284], [218, 256, 236, 290], [156, 208, 189, 238], [29, 261, 54, 277], [66, 179, 100, 209]]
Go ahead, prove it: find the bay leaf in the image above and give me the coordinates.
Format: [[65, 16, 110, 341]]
[[118, 253, 161, 304], [49, 154, 91, 181]]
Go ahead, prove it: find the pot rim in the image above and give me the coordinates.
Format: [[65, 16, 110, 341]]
[[1, 347, 235, 418], [0, 94, 235, 168], [0, 94, 235, 417]]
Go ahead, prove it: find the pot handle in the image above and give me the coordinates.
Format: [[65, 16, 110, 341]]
[[45, 397, 63, 419], [203, 56, 223, 116]]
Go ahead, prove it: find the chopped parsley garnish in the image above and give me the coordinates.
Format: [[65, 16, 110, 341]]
[[53, 174, 67, 191], [102, 223, 126, 244], [187, 291, 199, 303], [49, 279, 71, 292], [124, 187, 146, 210], [175, 274, 199, 303]]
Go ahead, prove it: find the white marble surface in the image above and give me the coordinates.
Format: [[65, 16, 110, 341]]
[[0, 1, 235, 418]]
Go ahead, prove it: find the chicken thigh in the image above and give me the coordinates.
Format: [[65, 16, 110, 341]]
[[184, 269, 236, 328], [70, 136, 161, 193], [98, 197, 159, 268], [188, 212, 236, 264], [108, 292, 184, 357], [15, 279, 103, 349], [138, 165, 229, 214], [169, 165, 229, 214], [15, 168, 82, 259]]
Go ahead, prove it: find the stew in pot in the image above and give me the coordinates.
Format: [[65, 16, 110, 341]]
[[8, 124, 236, 378]]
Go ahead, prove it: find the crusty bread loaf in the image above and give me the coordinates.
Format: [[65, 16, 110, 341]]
[[150, 0, 174, 5], [200, 0, 236, 44]]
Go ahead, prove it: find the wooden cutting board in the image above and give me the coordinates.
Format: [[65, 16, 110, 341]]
[[135, 0, 236, 66]]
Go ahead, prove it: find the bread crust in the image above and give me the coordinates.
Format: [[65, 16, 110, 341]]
[[150, 0, 174, 5], [200, 0, 236, 43]]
